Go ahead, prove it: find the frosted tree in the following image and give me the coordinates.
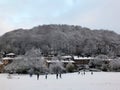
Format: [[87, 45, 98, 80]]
[[4, 48, 47, 74], [91, 55, 109, 69], [109, 59, 120, 71], [66, 62, 75, 72], [49, 61, 64, 74]]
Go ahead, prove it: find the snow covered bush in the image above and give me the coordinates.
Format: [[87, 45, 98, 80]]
[[109, 59, 120, 71], [66, 63, 75, 72], [4, 48, 47, 74], [93, 55, 109, 68], [49, 62, 64, 74]]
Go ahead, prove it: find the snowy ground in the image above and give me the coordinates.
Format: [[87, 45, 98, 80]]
[[0, 72, 120, 90]]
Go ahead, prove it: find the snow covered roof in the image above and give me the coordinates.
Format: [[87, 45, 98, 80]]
[[46, 60, 75, 63], [6, 53, 15, 56], [61, 56, 72, 59], [73, 56, 94, 60], [2, 57, 14, 60]]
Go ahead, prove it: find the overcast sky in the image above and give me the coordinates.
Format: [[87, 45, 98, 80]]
[[0, 0, 120, 35]]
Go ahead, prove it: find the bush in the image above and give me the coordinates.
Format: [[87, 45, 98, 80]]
[[49, 62, 64, 74], [109, 59, 120, 71], [66, 63, 75, 72]]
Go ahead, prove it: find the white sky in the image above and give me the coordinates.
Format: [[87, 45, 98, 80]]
[[0, 0, 120, 35]]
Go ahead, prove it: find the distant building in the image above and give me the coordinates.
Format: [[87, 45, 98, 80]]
[[6, 53, 16, 58], [2, 57, 14, 65], [45, 55, 74, 67], [61, 55, 72, 60], [2, 53, 15, 65], [46, 60, 75, 67], [73, 56, 94, 68], [73, 56, 94, 64]]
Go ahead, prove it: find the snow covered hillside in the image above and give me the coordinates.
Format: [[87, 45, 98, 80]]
[[0, 72, 120, 90]]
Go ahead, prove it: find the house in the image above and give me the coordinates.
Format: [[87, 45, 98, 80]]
[[45, 55, 96, 68], [61, 55, 72, 60], [2, 53, 16, 65], [73, 56, 94, 65], [46, 60, 75, 68], [2, 57, 14, 65], [73, 56, 94, 68], [45, 55, 74, 68], [6, 53, 15, 58]]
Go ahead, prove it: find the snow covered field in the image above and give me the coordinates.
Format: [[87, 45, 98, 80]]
[[0, 72, 120, 90]]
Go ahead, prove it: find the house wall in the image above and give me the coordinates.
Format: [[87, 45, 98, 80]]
[[0, 64, 4, 73], [2, 60, 13, 65], [74, 60, 90, 65]]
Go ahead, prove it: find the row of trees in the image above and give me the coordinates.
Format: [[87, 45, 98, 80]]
[[0, 24, 120, 57], [4, 48, 120, 74], [89, 55, 120, 71], [4, 48, 75, 74]]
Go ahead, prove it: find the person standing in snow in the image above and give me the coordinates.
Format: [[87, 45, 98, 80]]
[[28, 68, 34, 77], [45, 72, 48, 79], [59, 72, 62, 78], [29, 71, 33, 77], [91, 71, 93, 75], [83, 69, 85, 75], [36, 72, 40, 80], [78, 70, 80, 74], [56, 73, 58, 79], [30, 73, 33, 77], [7, 73, 12, 79]]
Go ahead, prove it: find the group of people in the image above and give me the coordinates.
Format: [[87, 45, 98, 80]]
[[56, 73, 62, 79], [31, 71, 94, 80], [29, 72, 62, 80], [78, 70, 93, 75], [7, 70, 94, 80]]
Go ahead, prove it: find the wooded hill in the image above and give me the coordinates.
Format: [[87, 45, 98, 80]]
[[0, 24, 120, 57]]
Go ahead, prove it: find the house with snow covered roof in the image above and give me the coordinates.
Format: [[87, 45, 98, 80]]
[[6, 53, 16, 58], [46, 60, 75, 67], [61, 55, 72, 60], [2, 57, 14, 65], [45, 55, 75, 68], [2, 53, 16, 65], [73, 56, 94, 64], [73, 56, 94, 68]]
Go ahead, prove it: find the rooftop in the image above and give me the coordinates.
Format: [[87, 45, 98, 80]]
[[46, 60, 75, 63], [6, 53, 15, 56], [2, 57, 14, 60], [73, 56, 94, 60]]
